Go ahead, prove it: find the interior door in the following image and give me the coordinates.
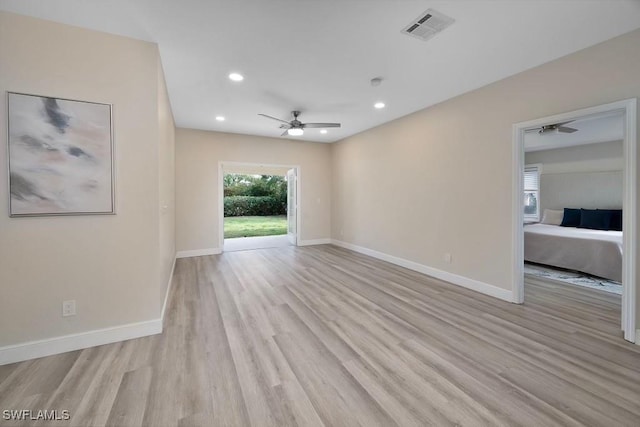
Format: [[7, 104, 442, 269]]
[[287, 168, 297, 245]]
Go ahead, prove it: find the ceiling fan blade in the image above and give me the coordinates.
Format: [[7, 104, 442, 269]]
[[258, 113, 291, 125], [557, 126, 578, 133], [279, 124, 292, 129], [281, 129, 290, 136], [302, 123, 341, 128], [524, 128, 541, 133]]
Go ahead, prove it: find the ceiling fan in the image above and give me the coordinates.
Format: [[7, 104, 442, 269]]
[[258, 110, 341, 136], [526, 121, 578, 134]]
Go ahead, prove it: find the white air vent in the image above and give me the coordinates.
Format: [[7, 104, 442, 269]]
[[401, 8, 454, 41]]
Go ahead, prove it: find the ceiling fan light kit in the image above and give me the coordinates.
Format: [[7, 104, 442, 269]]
[[259, 110, 341, 137], [370, 77, 383, 87]]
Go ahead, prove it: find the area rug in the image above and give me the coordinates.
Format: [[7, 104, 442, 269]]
[[524, 263, 622, 295]]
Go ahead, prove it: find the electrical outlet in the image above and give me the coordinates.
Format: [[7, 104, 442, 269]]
[[444, 253, 452, 263], [62, 300, 76, 317]]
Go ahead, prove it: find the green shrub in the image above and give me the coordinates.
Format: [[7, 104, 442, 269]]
[[224, 196, 286, 217], [224, 174, 288, 198]]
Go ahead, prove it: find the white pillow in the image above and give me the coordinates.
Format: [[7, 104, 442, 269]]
[[541, 209, 564, 225]]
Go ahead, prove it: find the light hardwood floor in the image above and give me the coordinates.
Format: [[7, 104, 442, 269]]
[[1, 245, 639, 426]]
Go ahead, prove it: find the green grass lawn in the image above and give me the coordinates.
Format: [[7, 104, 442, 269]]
[[224, 215, 287, 239]]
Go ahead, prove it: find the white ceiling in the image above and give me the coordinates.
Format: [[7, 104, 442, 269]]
[[2, 1, 640, 143], [524, 112, 624, 152]]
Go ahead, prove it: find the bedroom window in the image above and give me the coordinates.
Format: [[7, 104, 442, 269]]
[[524, 164, 541, 222]]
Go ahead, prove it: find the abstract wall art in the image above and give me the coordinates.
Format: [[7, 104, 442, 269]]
[[7, 92, 114, 216]]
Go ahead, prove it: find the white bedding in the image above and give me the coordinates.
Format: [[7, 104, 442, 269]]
[[524, 223, 623, 282]]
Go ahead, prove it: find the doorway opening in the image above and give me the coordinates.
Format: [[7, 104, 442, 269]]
[[513, 99, 637, 343], [219, 162, 299, 252]]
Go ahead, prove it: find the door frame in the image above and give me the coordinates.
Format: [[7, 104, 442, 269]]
[[286, 168, 298, 245], [218, 161, 301, 250], [511, 98, 637, 343]]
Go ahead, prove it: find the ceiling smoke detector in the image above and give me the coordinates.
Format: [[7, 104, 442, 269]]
[[401, 8, 454, 42]]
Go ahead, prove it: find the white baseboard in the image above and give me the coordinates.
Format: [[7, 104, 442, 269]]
[[330, 239, 513, 303], [176, 248, 221, 258], [161, 256, 177, 324], [0, 319, 161, 366], [0, 241, 515, 366], [0, 256, 178, 366], [298, 238, 332, 246]]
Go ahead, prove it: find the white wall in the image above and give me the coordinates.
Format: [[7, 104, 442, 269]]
[[157, 57, 176, 308], [526, 140, 623, 174], [176, 129, 331, 253], [0, 12, 175, 353], [224, 164, 289, 176], [540, 172, 622, 212], [331, 28, 640, 326], [526, 141, 623, 212]]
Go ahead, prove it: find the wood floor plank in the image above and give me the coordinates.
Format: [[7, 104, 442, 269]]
[[197, 256, 251, 427], [342, 358, 430, 427], [0, 363, 19, 386], [1, 244, 639, 426], [70, 341, 133, 427], [213, 261, 289, 427], [0, 352, 79, 408], [332, 318, 504, 426], [273, 319, 396, 427], [400, 338, 583, 427], [272, 286, 359, 363], [105, 366, 152, 427], [41, 347, 114, 419]]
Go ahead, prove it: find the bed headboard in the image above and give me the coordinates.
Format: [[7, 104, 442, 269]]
[[540, 171, 622, 211]]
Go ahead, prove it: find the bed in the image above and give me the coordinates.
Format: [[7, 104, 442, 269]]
[[524, 223, 623, 282]]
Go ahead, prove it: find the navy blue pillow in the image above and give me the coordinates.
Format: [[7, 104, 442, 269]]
[[560, 208, 581, 227], [599, 209, 623, 231], [579, 209, 611, 230]]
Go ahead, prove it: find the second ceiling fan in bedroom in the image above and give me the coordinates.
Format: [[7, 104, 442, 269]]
[[526, 120, 578, 134], [259, 110, 341, 136]]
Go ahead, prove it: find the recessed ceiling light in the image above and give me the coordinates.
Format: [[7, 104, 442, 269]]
[[215, 116, 225, 121], [228, 72, 244, 82], [374, 102, 386, 109], [320, 129, 328, 134]]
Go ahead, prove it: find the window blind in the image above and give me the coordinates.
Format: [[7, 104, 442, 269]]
[[524, 166, 539, 191]]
